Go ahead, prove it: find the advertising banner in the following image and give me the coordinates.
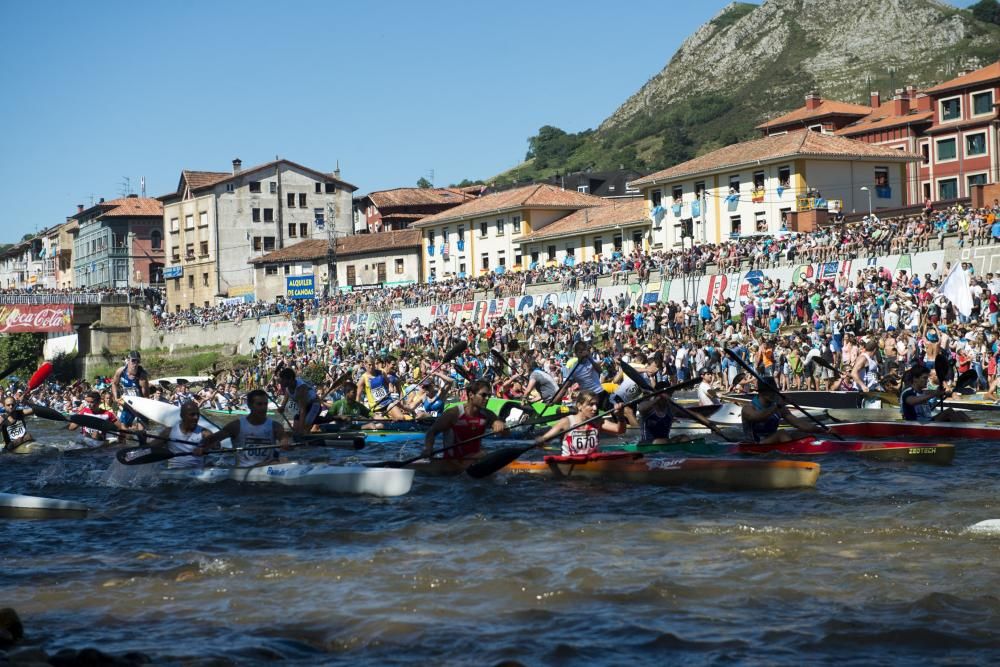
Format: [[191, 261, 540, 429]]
[[0, 305, 74, 334], [286, 275, 315, 300]]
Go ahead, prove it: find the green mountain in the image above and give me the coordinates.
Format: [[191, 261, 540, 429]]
[[495, 0, 1000, 184]]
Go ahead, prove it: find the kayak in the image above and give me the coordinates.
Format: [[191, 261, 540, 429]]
[[0, 492, 90, 519], [737, 438, 955, 465], [157, 462, 414, 497], [726, 391, 868, 410], [828, 420, 1000, 441], [153, 375, 213, 385], [124, 396, 232, 449], [408, 452, 819, 490]]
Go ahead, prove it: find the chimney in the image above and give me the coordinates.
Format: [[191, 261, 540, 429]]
[[232, 158, 242, 175], [905, 85, 917, 98], [77, 204, 84, 213], [870, 91, 881, 108], [892, 93, 910, 116], [334, 160, 340, 180], [127, 193, 138, 199], [805, 92, 821, 111], [99, 198, 104, 203], [914, 92, 932, 112]]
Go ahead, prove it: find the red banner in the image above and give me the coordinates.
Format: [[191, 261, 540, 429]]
[[0, 305, 74, 334]]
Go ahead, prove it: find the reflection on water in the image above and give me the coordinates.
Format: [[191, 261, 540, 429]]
[[2, 421, 1000, 665]]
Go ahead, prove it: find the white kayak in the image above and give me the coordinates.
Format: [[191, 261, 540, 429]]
[[157, 462, 413, 497], [124, 396, 231, 449], [153, 375, 212, 386], [966, 519, 1000, 535], [0, 492, 89, 519]]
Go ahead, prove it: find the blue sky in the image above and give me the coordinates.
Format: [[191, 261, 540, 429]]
[[0, 0, 980, 242]]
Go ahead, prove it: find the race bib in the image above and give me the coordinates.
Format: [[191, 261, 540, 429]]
[[370, 385, 389, 402], [244, 436, 274, 459], [566, 430, 598, 455], [7, 421, 26, 440]]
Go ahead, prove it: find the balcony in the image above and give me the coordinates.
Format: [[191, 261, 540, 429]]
[[108, 246, 129, 257]]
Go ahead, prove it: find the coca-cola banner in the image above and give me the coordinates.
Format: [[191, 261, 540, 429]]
[[0, 305, 74, 334]]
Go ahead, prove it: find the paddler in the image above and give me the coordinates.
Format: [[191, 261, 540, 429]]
[[67, 390, 123, 448], [111, 351, 150, 432], [277, 367, 320, 434], [740, 378, 823, 444], [533, 390, 625, 456], [554, 341, 608, 408], [0, 396, 36, 453], [324, 380, 371, 421], [201, 389, 291, 466], [899, 365, 969, 423], [421, 380, 507, 461], [636, 386, 675, 444], [358, 357, 406, 420], [145, 400, 207, 469]]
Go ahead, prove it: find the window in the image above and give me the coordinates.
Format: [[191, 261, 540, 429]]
[[936, 138, 957, 161], [325, 183, 336, 194], [253, 237, 262, 251], [515, 252, 522, 266], [940, 97, 961, 122], [185, 214, 194, 230], [269, 182, 277, 194], [457, 226, 465, 241], [753, 171, 765, 189], [594, 238, 603, 255], [300, 223, 308, 237], [226, 183, 235, 193], [252, 208, 261, 222], [263, 237, 275, 251], [672, 186, 683, 202], [651, 190, 662, 207], [973, 91, 994, 116], [170, 217, 179, 232], [480, 221, 488, 238], [171, 245, 180, 261], [777, 166, 791, 187], [968, 173, 988, 190], [874, 167, 889, 187], [729, 175, 740, 193], [299, 193, 307, 207], [481, 253, 489, 270], [287, 193, 296, 207], [938, 178, 958, 200], [263, 208, 274, 223], [730, 215, 742, 237], [346, 265, 356, 285], [173, 277, 180, 290], [497, 252, 506, 268], [694, 181, 706, 198], [966, 132, 987, 156], [288, 223, 297, 238], [283, 265, 291, 275], [755, 211, 767, 232], [265, 265, 277, 275], [314, 183, 322, 194], [199, 241, 209, 256], [921, 144, 929, 165], [531, 251, 539, 264], [547, 245, 556, 260], [632, 230, 643, 248], [202, 272, 209, 287], [395, 258, 405, 275], [459, 262, 466, 274], [199, 211, 208, 227], [314, 208, 325, 227], [249, 181, 261, 193], [577, 184, 589, 194], [428, 230, 435, 246], [185, 243, 194, 259], [923, 182, 931, 201], [377, 262, 387, 283], [780, 208, 791, 227], [151, 230, 162, 250], [187, 275, 194, 288], [497, 218, 505, 236], [204, 301, 209, 308], [512, 216, 521, 234]]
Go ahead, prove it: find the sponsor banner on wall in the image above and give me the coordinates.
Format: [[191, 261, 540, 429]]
[[0, 305, 73, 334]]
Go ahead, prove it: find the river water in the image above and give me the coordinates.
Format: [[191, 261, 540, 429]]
[[2, 420, 1000, 666]]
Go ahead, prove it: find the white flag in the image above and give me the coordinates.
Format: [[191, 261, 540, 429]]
[[940, 264, 973, 317]]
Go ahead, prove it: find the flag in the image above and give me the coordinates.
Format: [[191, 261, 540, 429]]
[[940, 264, 973, 317]]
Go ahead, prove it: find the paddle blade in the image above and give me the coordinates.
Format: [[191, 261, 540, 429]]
[[934, 352, 950, 384], [69, 414, 120, 433], [620, 361, 654, 392], [0, 361, 21, 382], [466, 445, 533, 479], [28, 363, 53, 391], [27, 403, 68, 422], [117, 445, 174, 466], [442, 341, 469, 364], [490, 348, 510, 372], [812, 356, 838, 374]]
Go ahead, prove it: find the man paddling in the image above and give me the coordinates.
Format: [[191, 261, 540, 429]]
[[421, 380, 507, 460], [740, 378, 823, 444], [144, 400, 208, 469], [201, 389, 290, 466], [67, 390, 123, 448], [277, 367, 320, 434], [0, 396, 36, 453], [899, 365, 969, 423]]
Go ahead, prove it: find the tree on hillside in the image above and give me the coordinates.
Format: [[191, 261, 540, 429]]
[[416, 177, 433, 189], [970, 0, 1000, 24], [655, 125, 696, 169], [525, 125, 589, 170]]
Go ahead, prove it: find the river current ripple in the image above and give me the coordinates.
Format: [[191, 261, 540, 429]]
[[2, 421, 1000, 666]]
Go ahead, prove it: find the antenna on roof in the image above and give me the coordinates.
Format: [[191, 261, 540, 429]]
[[119, 176, 132, 197], [140, 176, 146, 198]]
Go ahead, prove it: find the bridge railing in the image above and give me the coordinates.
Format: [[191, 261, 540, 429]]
[[0, 293, 138, 306]]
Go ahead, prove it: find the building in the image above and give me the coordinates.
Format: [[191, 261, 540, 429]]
[[159, 158, 356, 311], [519, 199, 649, 267], [0, 239, 36, 289], [353, 188, 473, 233], [540, 169, 645, 199], [412, 183, 604, 280], [629, 131, 921, 248], [71, 196, 164, 289], [247, 230, 423, 301], [758, 93, 874, 136]]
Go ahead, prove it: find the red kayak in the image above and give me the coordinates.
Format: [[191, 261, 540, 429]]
[[737, 437, 954, 465], [828, 421, 1000, 441]]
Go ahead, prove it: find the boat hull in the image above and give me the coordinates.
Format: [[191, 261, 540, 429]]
[[0, 492, 90, 519], [158, 462, 413, 497]]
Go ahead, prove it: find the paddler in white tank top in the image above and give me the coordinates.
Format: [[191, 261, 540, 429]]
[[533, 390, 625, 456], [202, 389, 290, 467], [145, 400, 206, 469]]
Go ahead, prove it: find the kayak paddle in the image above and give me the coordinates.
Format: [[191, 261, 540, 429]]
[[465, 376, 702, 479], [620, 362, 735, 442], [378, 340, 469, 415], [27, 363, 53, 393], [116, 433, 366, 466]]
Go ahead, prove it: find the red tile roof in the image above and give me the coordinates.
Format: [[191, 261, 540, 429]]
[[412, 183, 604, 228], [249, 231, 422, 265], [837, 106, 934, 136], [182, 171, 231, 191], [367, 187, 473, 209], [98, 197, 164, 217], [757, 100, 873, 130], [522, 199, 648, 242], [923, 61, 1000, 95], [630, 131, 922, 187]]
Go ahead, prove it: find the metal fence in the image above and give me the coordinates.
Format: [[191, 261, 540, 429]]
[[0, 293, 137, 306]]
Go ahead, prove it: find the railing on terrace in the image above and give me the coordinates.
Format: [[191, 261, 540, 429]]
[[0, 293, 141, 306]]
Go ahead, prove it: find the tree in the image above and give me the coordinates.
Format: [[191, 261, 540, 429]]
[[525, 125, 589, 169], [416, 177, 433, 189], [0, 333, 45, 379], [970, 0, 1000, 24]]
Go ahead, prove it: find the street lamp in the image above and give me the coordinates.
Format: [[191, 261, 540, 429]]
[[859, 186, 872, 219]]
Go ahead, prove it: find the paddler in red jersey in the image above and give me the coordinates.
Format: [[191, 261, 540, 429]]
[[533, 390, 625, 456], [422, 380, 508, 460]]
